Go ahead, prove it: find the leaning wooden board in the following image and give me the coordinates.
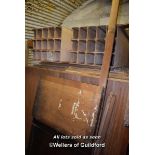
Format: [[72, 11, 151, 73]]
[[25, 66, 128, 145], [33, 76, 101, 136], [26, 66, 129, 155]]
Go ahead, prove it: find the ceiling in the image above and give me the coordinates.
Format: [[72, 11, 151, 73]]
[[25, 0, 88, 39]]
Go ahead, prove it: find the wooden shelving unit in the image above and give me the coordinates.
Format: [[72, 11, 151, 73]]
[[69, 25, 128, 67], [32, 26, 72, 63], [32, 25, 128, 67], [69, 26, 107, 66]]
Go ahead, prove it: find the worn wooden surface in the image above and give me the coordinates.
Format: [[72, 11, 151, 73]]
[[26, 65, 128, 85], [33, 76, 101, 136], [114, 26, 129, 67], [25, 69, 40, 148], [26, 66, 129, 155], [60, 27, 73, 62], [100, 79, 129, 155]]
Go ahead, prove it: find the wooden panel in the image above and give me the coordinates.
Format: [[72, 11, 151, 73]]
[[25, 66, 129, 154], [100, 79, 129, 155], [113, 26, 129, 67], [33, 76, 101, 136], [60, 27, 73, 62], [25, 68, 40, 148], [26, 65, 128, 85]]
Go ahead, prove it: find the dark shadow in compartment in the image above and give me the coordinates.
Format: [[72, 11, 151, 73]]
[[36, 29, 42, 39], [112, 39, 116, 53], [78, 53, 85, 64], [72, 40, 78, 51], [88, 26, 96, 39], [79, 40, 86, 52], [53, 51, 60, 62], [96, 40, 105, 52], [97, 26, 106, 39], [110, 54, 115, 66], [41, 51, 47, 61], [33, 40, 36, 49], [42, 28, 48, 39], [33, 50, 41, 60], [36, 40, 41, 50], [55, 39, 61, 51], [54, 27, 61, 38], [70, 53, 77, 63], [48, 27, 54, 39], [86, 53, 94, 65], [87, 40, 95, 52], [79, 27, 87, 39], [47, 40, 54, 50], [42, 40, 47, 50], [73, 27, 79, 39], [95, 53, 103, 65], [34, 30, 37, 39]]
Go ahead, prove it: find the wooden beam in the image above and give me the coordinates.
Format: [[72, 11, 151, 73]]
[[93, 0, 121, 154], [99, 0, 120, 89]]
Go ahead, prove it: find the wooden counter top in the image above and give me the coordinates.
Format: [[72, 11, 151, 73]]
[[26, 63, 128, 85]]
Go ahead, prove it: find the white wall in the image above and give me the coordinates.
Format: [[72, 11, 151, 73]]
[[62, 0, 129, 28]]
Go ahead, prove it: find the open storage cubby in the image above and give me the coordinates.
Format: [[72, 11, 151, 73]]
[[42, 40, 47, 50], [72, 40, 78, 51], [47, 40, 54, 50], [87, 40, 95, 52], [42, 28, 48, 39], [36, 40, 41, 50], [33, 40, 36, 49], [55, 39, 61, 51], [34, 30, 37, 39], [97, 26, 107, 39], [48, 27, 54, 39], [96, 40, 105, 52], [78, 53, 85, 64], [95, 53, 103, 65], [88, 26, 96, 39], [86, 53, 94, 65], [53, 51, 60, 62], [70, 52, 77, 63], [33, 50, 41, 61], [79, 27, 87, 39], [73, 27, 79, 39], [36, 29, 42, 39], [79, 40, 86, 52], [41, 51, 47, 61], [54, 27, 61, 38], [47, 51, 54, 61]]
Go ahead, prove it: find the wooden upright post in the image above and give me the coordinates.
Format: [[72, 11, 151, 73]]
[[99, 0, 120, 89], [93, 0, 120, 155]]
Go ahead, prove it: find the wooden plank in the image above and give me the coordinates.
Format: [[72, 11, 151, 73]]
[[93, 0, 121, 154], [99, 0, 120, 88], [101, 80, 129, 155], [26, 66, 128, 85], [60, 27, 73, 62]]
